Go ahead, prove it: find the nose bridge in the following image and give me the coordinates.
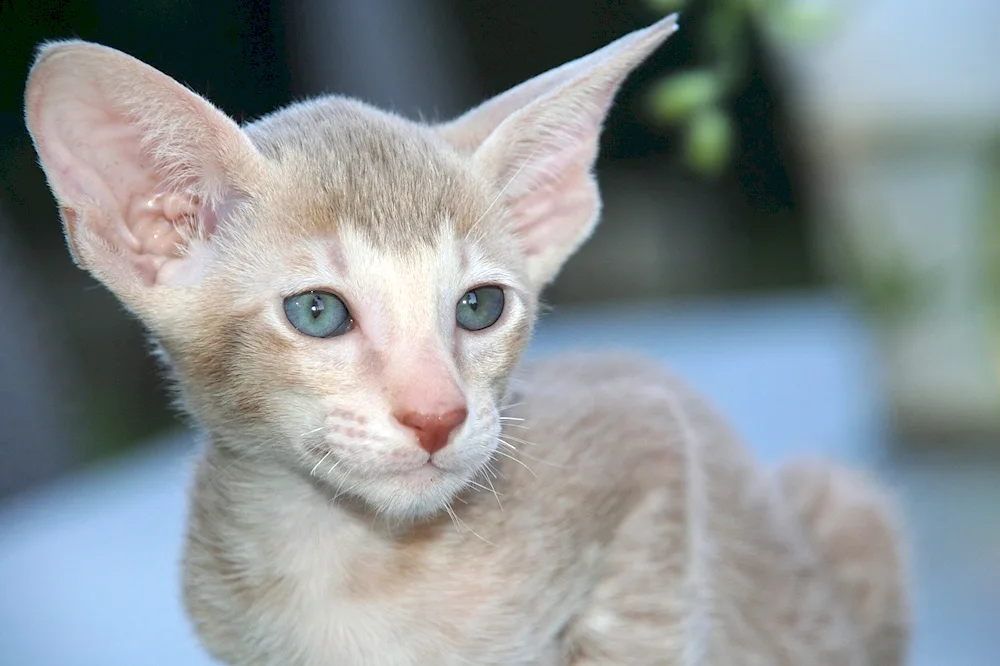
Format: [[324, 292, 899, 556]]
[[364, 242, 468, 435], [389, 337, 468, 455], [389, 336, 465, 415], [374, 248, 463, 412]]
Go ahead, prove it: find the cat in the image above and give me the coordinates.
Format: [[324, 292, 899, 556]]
[[24, 14, 908, 666]]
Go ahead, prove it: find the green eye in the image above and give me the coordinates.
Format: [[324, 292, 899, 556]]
[[283, 291, 351, 338], [456, 286, 504, 331]]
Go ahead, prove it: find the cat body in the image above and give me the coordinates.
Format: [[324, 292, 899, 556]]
[[185, 354, 900, 666], [24, 15, 907, 665]]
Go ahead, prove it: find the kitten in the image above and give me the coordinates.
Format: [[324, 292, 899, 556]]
[[25, 15, 907, 666]]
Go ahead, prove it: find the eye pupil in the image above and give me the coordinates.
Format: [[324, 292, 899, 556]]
[[456, 286, 504, 332], [284, 290, 351, 338]]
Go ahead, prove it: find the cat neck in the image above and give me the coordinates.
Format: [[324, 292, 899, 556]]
[[183, 436, 470, 657]]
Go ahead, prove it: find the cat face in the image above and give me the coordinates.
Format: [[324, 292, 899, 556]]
[[24, 16, 677, 519], [160, 110, 535, 518]]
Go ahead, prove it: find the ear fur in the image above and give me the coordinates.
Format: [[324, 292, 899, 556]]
[[24, 40, 265, 305], [438, 15, 679, 287]]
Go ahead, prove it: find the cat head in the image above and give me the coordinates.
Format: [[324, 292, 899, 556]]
[[24, 16, 677, 520]]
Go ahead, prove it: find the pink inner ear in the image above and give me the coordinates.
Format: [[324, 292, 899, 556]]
[[26, 42, 253, 289], [130, 192, 216, 285], [490, 116, 602, 259], [45, 97, 215, 286], [71, 189, 215, 287], [58, 98, 153, 220], [129, 192, 206, 255], [508, 168, 598, 258], [460, 18, 678, 286]]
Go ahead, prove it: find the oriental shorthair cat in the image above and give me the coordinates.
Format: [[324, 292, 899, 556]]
[[25, 14, 907, 666]]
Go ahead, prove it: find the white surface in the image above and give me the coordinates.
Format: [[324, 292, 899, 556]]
[[777, 0, 1000, 133], [0, 293, 993, 665]]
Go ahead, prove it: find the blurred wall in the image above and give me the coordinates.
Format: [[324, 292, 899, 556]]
[[0, 208, 78, 497], [774, 0, 1000, 443]]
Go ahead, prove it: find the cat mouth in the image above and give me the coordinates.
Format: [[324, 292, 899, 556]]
[[401, 460, 443, 475], [389, 459, 462, 484], [380, 464, 445, 493]]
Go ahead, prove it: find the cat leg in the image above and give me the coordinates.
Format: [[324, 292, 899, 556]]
[[775, 460, 909, 666], [562, 462, 873, 666], [561, 490, 689, 666]]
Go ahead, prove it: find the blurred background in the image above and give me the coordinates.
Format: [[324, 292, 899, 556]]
[[0, 0, 997, 664]]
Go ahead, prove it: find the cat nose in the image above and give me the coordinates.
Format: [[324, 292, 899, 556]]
[[394, 407, 468, 455]]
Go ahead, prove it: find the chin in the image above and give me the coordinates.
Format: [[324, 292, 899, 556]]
[[352, 465, 473, 522]]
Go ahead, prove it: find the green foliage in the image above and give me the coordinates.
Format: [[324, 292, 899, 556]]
[[649, 69, 721, 122], [770, 3, 842, 43], [685, 106, 734, 175], [983, 142, 1000, 340], [828, 221, 940, 325], [646, 0, 838, 175], [647, 0, 690, 12]]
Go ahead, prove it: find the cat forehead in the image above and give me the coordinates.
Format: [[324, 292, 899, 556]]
[[244, 97, 492, 250]]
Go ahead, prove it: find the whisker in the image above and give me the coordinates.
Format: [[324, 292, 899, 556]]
[[444, 505, 465, 539], [498, 403, 525, 412], [494, 443, 538, 478], [483, 459, 507, 482], [447, 505, 497, 547], [466, 478, 502, 499], [219, 445, 261, 474], [465, 479, 489, 492], [483, 475, 503, 512], [332, 474, 364, 502], [501, 434, 538, 447], [517, 451, 566, 469], [299, 425, 325, 438], [309, 450, 332, 476]]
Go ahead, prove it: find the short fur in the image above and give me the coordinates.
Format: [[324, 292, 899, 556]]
[[24, 15, 908, 665]]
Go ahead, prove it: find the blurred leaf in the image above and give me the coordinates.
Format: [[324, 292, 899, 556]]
[[647, 0, 689, 12], [982, 144, 1000, 357], [649, 69, 722, 123], [857, 259, 917, 319], [744, 0, 786, 16], [684, 106, 734, 175], [830, 222, 930, 324], [644, 0, 834, 178], [705, 2, 746, 58], [768, 3, 839, 43]]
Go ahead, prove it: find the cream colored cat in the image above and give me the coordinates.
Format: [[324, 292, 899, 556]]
[[25, 15, 907, 666]]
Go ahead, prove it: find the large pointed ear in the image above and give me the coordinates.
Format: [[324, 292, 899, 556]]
[[439, 15, 678, 288], [24, 41, 265, 308]]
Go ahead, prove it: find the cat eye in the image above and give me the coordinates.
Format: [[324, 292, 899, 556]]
[[456, 286, 504, 331], [283, 290, 352, 338]]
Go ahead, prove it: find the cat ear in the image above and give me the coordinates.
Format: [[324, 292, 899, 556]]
[[440, 16, 678, 287], [24, 40, 264, 306]]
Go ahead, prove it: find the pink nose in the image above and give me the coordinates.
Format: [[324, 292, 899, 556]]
[[394, 408, 468, 455]]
